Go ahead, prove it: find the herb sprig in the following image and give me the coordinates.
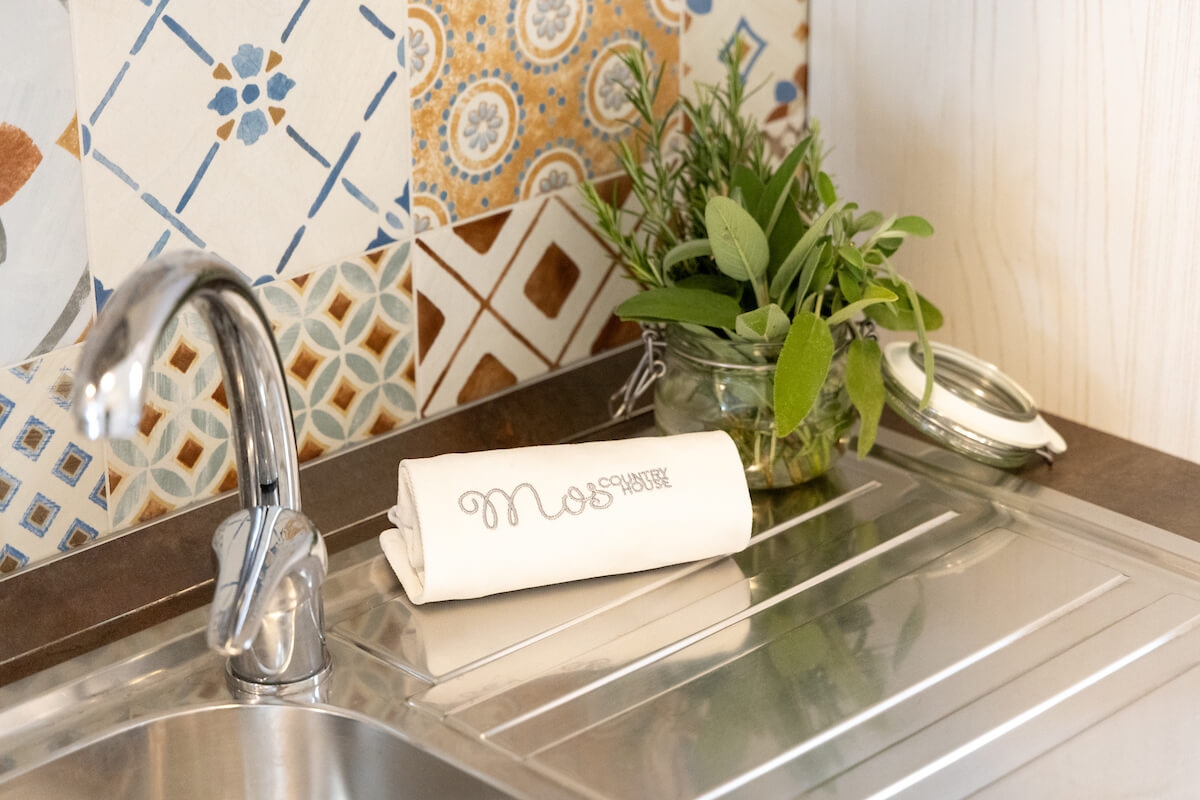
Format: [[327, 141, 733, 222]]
[[581, 50, 942, 456]]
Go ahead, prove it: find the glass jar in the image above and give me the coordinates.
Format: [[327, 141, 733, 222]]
[[654, 323, 856, 489]]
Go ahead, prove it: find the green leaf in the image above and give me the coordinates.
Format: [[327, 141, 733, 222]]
[[735, 303, 791, 343], [850, 210, 883, 236], [773, 311, 834, 436], [767, 198, 804, 276], [862, 280, 944, 331], [826, 284, 899, 326], [615, 287, 743, 329], [675, 273, 741, 297], [846, 338, 884, 458], [660, 239, 713, 275], [731, 166, 765, 211], [837, 244, 864, 271], [838, 269, 862, 303], [755, 134, 811, 233], [769, 200, 847, 299], [705, 196, 770, 282], [817, 171, 837, 206], [889, 215, 935, 237]]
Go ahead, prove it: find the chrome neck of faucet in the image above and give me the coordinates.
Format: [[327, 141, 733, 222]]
[[73, 252, 329, 688], [74, 251, 300, 512]]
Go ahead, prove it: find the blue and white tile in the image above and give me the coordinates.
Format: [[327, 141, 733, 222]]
[[0, 0, 94, 367], [0, 344, 110, 574], [103, 243, 417, 529], [683, 0, 809, 156], [69, 0, 412, 297]]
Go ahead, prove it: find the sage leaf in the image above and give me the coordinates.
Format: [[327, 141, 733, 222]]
[[706, 196, 770, 282], [735, 303, 791, 343], [852, 210, 884, 235], [837, 244, 864, 270], [768, 198, 805, 277], [826, 284, 899, 326], [774, 311, 834, 436], [675, 273, 741, 297], [846, 338, 884, 458], [862, 279, 944, 331], [889, 215, 935, 237], [817, 171, 837, 206], [615, 286, 743, 329], [732, 166, 765, 211], [755, 134, 811, 234], [838, 269, 862, 303], [661, 238, 713, 275], [769, 200, 847, 299]]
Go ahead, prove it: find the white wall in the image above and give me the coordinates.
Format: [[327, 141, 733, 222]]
[[810, 0, 1200, 462]]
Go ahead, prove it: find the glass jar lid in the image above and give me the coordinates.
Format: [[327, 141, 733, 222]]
[[880, 340, 1067, 468]]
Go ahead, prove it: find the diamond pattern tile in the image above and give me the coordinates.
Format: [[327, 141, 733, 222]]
[[413, 184, 639, 416], [0, 344, 109, 573], [104, 243, 417, 529]]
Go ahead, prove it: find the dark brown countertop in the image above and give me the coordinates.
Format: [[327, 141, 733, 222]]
[[880, 407, 1200, 544], [2, 343, 1197, 686]]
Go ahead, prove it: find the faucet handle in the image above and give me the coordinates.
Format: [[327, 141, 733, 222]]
[[207, 507, 329, 683]]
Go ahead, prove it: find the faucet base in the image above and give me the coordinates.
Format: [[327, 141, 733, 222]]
[[225, 657, 332, 704]]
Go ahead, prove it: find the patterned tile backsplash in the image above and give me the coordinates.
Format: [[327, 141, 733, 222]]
[[0, 0, 808, 573]]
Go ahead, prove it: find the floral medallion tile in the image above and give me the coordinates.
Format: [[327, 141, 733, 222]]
[[409, 0, 680, 228], [683, 0, 809, 158], [412, 190, 639, 417], [0, 344, 109, 574], [104, 244, 417, 530], [0, 0, 94, 366], [69, 0, 412, 294]]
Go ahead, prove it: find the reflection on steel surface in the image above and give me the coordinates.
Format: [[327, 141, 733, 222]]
[[5, 429, 1200, 798]]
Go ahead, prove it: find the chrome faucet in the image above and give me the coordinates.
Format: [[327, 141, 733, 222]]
[[73, 251, 330, 693]]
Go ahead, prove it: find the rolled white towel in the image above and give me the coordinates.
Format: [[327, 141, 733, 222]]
[[379, 431, 753, 604]]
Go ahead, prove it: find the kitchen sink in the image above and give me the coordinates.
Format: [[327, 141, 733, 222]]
[[0, 704, 506, 800], [5, 425, 1200, 798]]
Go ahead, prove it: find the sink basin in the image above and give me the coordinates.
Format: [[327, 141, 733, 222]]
[[0, 703, 507, 800]]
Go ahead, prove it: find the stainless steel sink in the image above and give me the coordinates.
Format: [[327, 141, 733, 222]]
[[0, 704, 505, 800], [5, 425, 1200, 798]]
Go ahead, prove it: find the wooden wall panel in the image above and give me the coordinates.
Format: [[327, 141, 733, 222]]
[[810, 0, 1200, 463]]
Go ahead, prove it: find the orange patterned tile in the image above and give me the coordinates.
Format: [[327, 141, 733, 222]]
[[410, 0, 680, 228]]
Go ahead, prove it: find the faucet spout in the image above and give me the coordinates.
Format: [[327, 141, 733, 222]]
[[73, 252, 328, 690], [73, 251, 300, 511]]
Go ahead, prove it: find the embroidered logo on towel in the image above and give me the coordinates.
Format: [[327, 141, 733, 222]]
[[458, 468, 671, 529]]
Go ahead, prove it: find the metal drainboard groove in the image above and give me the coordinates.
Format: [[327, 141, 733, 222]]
[[437, 480, 888, 685], [482, 511, 961, 740]]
